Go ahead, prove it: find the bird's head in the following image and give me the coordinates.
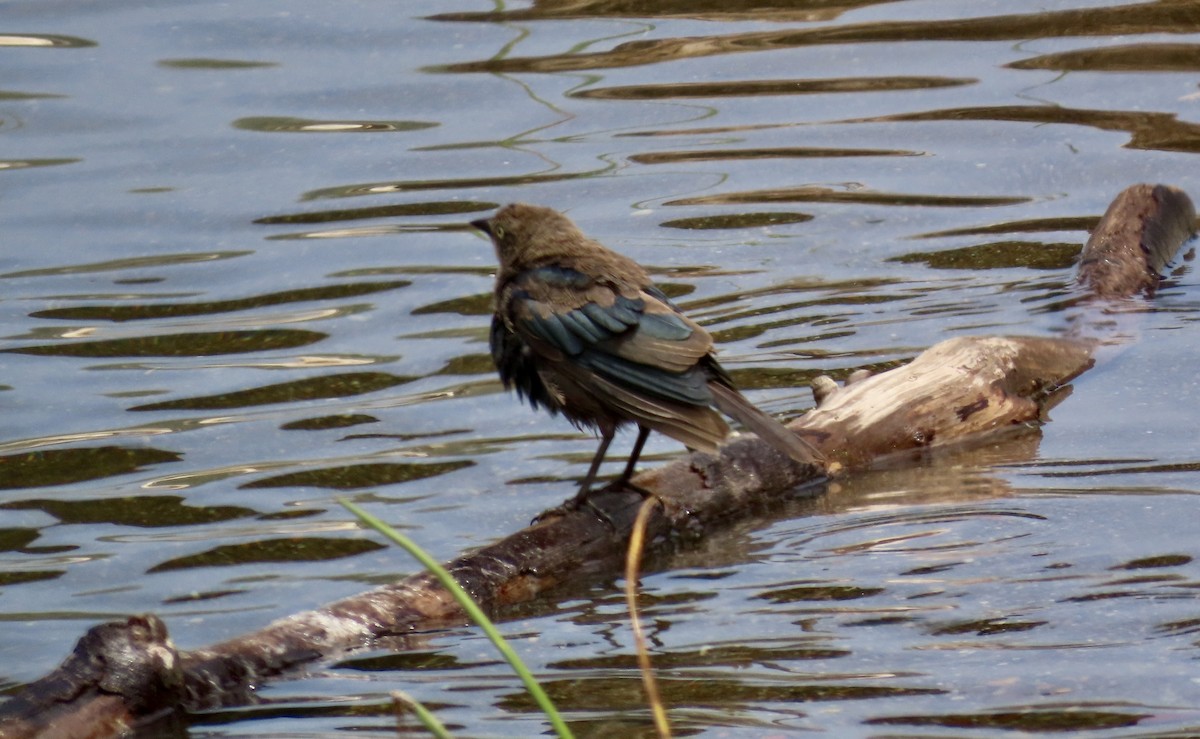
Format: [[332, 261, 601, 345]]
[[471, 203, 585, 270]]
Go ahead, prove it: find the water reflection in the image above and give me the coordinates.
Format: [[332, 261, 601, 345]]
[[668, 187, 1031, 208], [660, 211, 812, 229], [147, 537, 387, 573], [1009, 42, 1200, 72], [6, 329, 328, 357], [0, 251, 251, 279], [915, 216, 1097, 239], [865, 708, 1151, 732], [0, 157, 79, 170], [160, 59, 278, 70], [0, 446, 179, 489], [241, 460, 474, 491], [434, 2, 1200, 73], [857, 104, 1200, 153], [233, 116, 436, 132], [889, 241, 1080, 270], [301, 166, 616, 199], [432, 0, 895, 23], [0, 34, 94, 48], [574, 75, 974, 100], [3, 0, 1200, 734], [0, 495, 253, 527], [127, 371, 414, 411], [31, 281, 411, 322], [631, 146, 919, 164], [256, 202, 493, 225]]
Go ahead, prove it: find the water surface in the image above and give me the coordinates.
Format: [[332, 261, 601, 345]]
[[2, 0, 1200, 735]]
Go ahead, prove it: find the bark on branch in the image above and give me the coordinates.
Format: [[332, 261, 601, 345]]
[[1, 183, 1194, 739]]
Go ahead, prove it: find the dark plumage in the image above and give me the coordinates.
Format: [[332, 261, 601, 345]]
[[473, 203, 821, 508]]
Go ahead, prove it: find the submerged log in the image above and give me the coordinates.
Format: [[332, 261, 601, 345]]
[[1078, 183, 1195, 298], [0, 616, 180, 739], [1, 183, 1194, 738]]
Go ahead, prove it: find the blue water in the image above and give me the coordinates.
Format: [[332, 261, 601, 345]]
[[2, 0, 1200, 735]]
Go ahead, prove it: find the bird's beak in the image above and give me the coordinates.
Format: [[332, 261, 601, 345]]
[[470, 218, 492, 236]]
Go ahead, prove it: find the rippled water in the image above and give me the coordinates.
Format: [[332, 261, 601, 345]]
[[3, 0, 1200, 735]]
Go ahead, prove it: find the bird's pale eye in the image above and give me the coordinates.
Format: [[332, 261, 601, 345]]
[[493, 225, 507, 240]]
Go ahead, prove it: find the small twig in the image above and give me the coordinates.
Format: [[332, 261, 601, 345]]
[[625, 497, 672, 738]]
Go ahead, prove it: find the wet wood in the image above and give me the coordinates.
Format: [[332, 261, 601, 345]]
[[0, 616, 180, 739], [1, 183, 1194, 738], [175, 333, 1094, 712], [1078, 183, 1195, 297]]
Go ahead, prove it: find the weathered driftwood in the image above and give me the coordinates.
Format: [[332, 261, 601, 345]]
[[0, 615, 181, 739], [1078, 183, 1195, 298], [1, 183, 1193, 739]]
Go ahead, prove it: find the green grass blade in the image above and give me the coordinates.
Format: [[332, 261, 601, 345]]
[[340, 498, 574, 739], [392, 690, 453, 739]]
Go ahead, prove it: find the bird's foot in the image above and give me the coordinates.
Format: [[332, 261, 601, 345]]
[[530, 496, 617, 529], [529, 479, 656, 530], [528, 487, 598, 526], [620, 480, 655, 500]]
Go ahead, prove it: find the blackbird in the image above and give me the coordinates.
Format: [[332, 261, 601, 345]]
[[473, 203, 821, 509]]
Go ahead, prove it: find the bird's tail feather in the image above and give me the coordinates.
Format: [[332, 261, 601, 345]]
[[709, 383, 823, 465]]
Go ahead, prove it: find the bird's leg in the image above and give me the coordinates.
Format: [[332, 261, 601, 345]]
[[609, 424, 658, 503], [570, 429, 614, 510], [551, 427, 655, 528], [617, 425, 650, 488]]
